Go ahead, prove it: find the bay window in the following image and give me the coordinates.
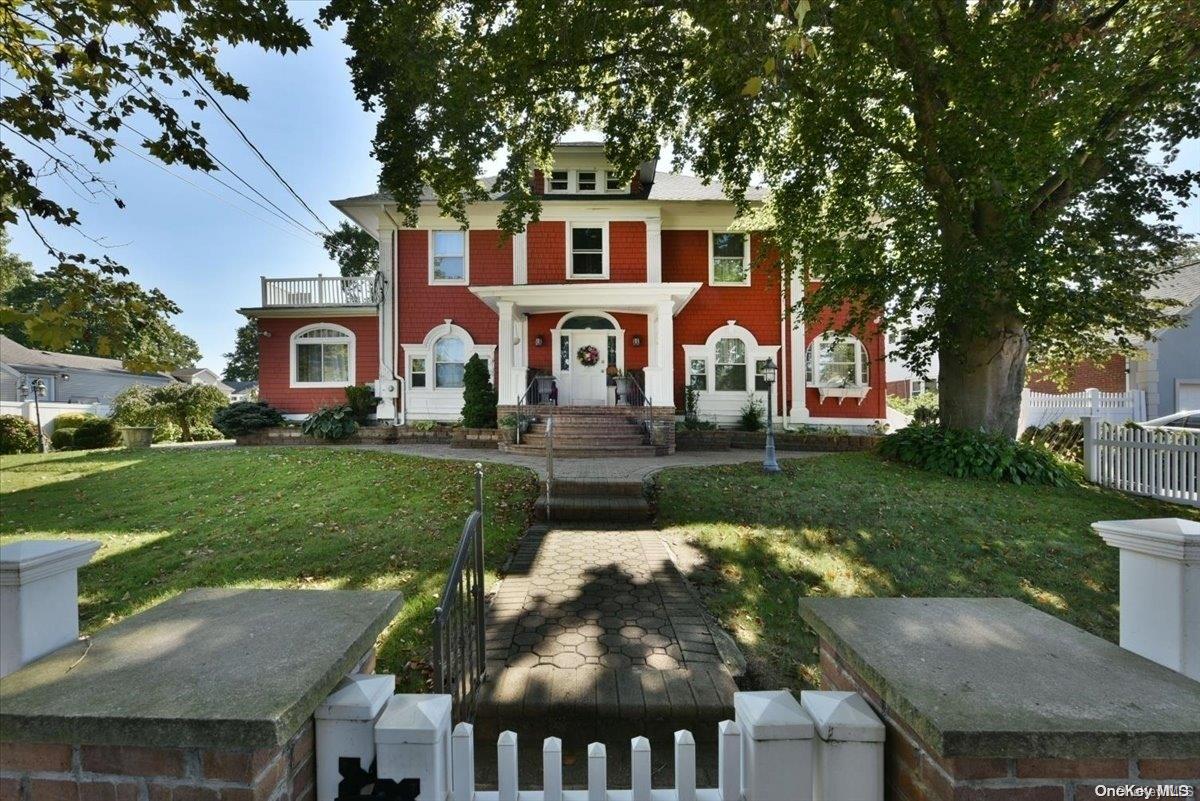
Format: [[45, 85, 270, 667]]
[[806, 334, 870, 387]]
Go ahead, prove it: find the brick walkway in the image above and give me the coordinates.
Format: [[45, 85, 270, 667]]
[[477, 528, 736, 733]]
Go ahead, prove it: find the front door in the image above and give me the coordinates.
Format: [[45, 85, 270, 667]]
[[562, 331, 610, 405]]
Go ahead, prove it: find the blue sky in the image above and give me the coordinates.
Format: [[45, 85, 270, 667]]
[[6, 5, 1200, 375]]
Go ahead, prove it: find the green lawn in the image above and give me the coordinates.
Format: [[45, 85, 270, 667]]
[[655, 452, 1199, 692], [0, 447, 537, 688]]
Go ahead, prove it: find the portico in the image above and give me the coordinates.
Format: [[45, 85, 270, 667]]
[[470, 282, 701, 406]]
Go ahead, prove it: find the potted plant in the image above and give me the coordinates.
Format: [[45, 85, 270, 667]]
[[612, 368, 634, 405]]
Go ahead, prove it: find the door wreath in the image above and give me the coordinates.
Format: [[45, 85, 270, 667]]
[[577, 345, 600, 366]]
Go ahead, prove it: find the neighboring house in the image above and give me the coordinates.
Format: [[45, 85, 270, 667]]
[[1025, 258, 1200, 417], [886, 342, 939, 400], [172, 367, 235, 396], [0, 334, 175, 405], [225, 380, 259, 402], [239, 141, 888, 428]]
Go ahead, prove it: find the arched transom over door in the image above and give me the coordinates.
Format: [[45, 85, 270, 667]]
[[552, 311, 623, 406]]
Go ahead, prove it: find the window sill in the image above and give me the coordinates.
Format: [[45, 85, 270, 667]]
[[290, 381, 354, 389], [429, 279, 469, 287], [567, 274, 609, 281], [709, 280, 752, 288], [815, 385, 871, 405]]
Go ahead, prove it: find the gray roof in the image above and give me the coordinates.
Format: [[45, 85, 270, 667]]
[[171, 368, 205, 380], [0, 335, 170, 378], [1147, 258, 1200, 309], [332, 172, 764, 209], [225, 380, 258, 392]]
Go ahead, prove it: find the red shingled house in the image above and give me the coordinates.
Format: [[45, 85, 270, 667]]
[[239, 142, 887, 435]]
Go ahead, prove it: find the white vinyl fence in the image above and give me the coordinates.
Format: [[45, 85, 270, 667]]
[[319, 686, 884, 801], [0, 400, 110, 435], [1082, 417, 1199, 507], [1020, 388, 1145, 430]]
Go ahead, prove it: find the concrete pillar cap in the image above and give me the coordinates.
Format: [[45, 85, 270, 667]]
[[315, 673, 395, 721], [0, 540, 100, 586], [800, 690, 885, 743], [733, 690, 814, 740], [1093, 518, 1200, 562], [374, 694, 451, 744]]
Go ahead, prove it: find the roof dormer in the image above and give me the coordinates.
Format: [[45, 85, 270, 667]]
[[538, 141, 658, 197]]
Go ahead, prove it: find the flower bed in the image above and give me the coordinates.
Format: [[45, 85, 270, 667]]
[[235, 424, 502, 448]]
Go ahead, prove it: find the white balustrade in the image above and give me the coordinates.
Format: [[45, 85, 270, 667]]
[[1020, 387, 1146, 429], [260, 275, 374, 307], [357, 688, 882, 801]]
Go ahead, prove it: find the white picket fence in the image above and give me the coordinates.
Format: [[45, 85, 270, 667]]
[[1020, 388, 1145, 430], [0, 400, 110, 435], [1082, 417, 1199, 507], [319, 686, 884, 801]]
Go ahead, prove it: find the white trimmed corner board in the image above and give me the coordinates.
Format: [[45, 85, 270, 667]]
[[1093, 518, 1200, 681], [0, 539, 100, 677], [313, 687, 884, 801]]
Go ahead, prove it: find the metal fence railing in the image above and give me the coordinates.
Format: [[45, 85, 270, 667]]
[[431, 463, 488, 721]]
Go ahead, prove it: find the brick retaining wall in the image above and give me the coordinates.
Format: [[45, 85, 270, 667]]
[[675, 430, 881, 452], [235, 426, 503, 449]]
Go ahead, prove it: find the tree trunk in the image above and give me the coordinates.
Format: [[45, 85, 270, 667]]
[[938, 312, 1029, 437]]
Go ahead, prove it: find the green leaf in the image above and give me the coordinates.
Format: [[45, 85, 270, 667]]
[[742, 76, 763, 96]]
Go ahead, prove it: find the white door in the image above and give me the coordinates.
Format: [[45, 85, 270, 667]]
[[564, 331, 609, 405], [1178, 380, 1200, 412]]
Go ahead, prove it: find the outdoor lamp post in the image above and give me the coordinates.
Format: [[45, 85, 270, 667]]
[[762, 357, 780, 474], [18, 378, 47, 453]]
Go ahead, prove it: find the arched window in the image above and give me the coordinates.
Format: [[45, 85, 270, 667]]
[[714, 338, 747, 391], [560, 314, 616, 330], [292, 324, 354, 386], [434, 335, 466, 388], [806, 334, 870, 387]]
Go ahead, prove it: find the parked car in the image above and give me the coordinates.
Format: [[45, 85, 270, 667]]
[[1140, 410, 1200, 430]]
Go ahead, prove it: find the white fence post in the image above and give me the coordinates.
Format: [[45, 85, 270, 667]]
[[631, 736, 652, 801], [543, 737, 563, 801], [1081, 416, 1098, 483], [801, 691, 885, 801], [374, 694, 452, 801], [735, 690, 815, 801], [717, 720, 741, 801], [314, 674, 394, 801], [675, 730, 696, 801], [1094, 518, 1200, 681], [587, 742, 606, 801], [498, 730, 518, 801], [451, 723, 474, 801]]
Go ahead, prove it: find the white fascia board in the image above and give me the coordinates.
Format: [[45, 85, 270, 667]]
[[237, 306, 377, 319], [329, 200, 384, 240], [469, 282, 702, 316]]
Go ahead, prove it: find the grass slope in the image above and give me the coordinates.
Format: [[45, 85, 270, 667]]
[[0, 447, 537, 688], [655, 452, 1198, 692]]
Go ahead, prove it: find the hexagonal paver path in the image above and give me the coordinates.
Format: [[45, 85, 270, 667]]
[[477, 527, 736, 727]]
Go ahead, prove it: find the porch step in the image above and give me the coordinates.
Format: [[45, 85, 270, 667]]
[[500, 443, 663, 458], [533, 494, 651, 523], [521, 433, 647, 447], [546, 480, 647, 498]]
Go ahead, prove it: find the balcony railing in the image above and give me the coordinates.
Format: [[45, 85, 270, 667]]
[[260, 275, 374, 307]]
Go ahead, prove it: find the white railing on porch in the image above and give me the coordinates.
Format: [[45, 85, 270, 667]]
[[1019, 387, 1145, 430], [328, 688, 884, 801], [1083, 417, 1199, 507], [260, 275, 374, 307]]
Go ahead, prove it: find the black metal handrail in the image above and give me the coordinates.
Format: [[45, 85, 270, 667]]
[[514, 375, 556, 444], [431, 463, 487, 722], [621, 373, 655, 444]]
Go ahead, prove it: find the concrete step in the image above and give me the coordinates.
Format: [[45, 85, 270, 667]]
[[522, 434, 648, 447], [530, 419, 644, 429], [533, 494, 652, 523], [548, 480, 646, 498], [500, 443, 662, 457]]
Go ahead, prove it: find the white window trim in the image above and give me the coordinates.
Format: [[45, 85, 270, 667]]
[[708, 229, 751, 287], [806, 332, 870, 388], [544, 169, 631, 195], [683, 321, 779, 396], [604, 170, 631, 193], [545, 169, 571, 194], [566, 221, 610, 280], [428, 229, 470, 286], [402, 321, 494, 393], [290, 323, 356, 389]]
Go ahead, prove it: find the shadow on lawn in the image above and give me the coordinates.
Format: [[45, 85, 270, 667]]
[[0, 447, 539, 689]]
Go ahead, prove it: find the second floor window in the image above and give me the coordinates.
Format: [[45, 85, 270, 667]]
[[711, 232, 749, 285], [431, 230, 467, 284], [577, 171, 597, 191], [570, 225, 606, 278]]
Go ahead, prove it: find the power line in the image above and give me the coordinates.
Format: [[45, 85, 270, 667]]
[[191, 78, 335, 236]]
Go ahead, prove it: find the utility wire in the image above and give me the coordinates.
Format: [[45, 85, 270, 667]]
[[191, 78, 335, 235]]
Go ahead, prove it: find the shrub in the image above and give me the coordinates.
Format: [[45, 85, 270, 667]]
[[461, 354, 498, 428], [684, 384, 700, 423], [50, 427, 76, 450], [151, 383, 229, 441], [738, 395, 764, 431], [187, 424, 225, 441], [212, 401, 285, 437], [0, 415, 40, 454], [878, 425, 1070, 486], [154, 421, 182, 443], [344, 384, 380, 424], [412, 419, 437, 432], [73, 418, 121, 449], [887, 390, 939, 418], [302, 405, 358, 440], [1020, 420, 1084, 463], [112, 384, 175, 441], [53, 412, 98, 432]]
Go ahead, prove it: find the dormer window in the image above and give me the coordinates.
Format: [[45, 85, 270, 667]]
[[577, 171, 597, 192], [605, 171, 629, 192], [548, 170, 569, 192]]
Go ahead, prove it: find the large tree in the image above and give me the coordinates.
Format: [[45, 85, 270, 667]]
[[223, 319, 259, 382], [0, 0, 309, 352], [322, 221, 377, 277], [1, 257, 201, 371], [324, 0, 1199, 435]]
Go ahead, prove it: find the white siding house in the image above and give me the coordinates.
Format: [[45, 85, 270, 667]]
[[0, 335, 175, 405]]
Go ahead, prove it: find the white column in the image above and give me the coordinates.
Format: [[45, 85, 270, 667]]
[[1093, 518, 1200, 680], [497, 300, 516, 402], [513, 231, 528, 285], [734, 690, 815, 801], [801, 691, 885, 801], [646, 299, 675, 403], [789, 275, 808, 420], [645, 216, 662, 283], [375, 229, 398, 421], [0, 540, 99, 677]]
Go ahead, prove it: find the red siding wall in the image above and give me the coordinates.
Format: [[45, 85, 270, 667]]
[[257, 315, 379, 414], [527, 220, 646, 283], [528, 221, 565, 284], [1028, 355, 1127, 393], [395, 229, 505, 386], [803, 282, 888, 420], [664, 231, 786, 410], [609, 221, 646, 282]]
